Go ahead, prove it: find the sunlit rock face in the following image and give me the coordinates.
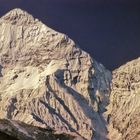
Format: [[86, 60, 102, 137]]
[[106, 57, 140, 140], [0, 9, 111, 140]]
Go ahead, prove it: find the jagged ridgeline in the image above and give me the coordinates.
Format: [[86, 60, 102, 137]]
[[0, 9, 111, 140]]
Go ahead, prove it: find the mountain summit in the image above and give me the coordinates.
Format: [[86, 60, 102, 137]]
[[0, 9, 111, 140], [0, 8, 36, 25]]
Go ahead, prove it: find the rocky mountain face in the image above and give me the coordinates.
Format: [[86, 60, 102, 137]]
[[0, 9, 112, 140], [106, 57, 140, 140]]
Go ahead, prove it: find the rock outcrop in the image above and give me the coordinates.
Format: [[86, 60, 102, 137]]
[[0, 119, 74, 140], [106, 57, 140, 140], [0, 9, 111, 140]]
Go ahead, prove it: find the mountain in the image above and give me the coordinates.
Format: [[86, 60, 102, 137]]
[[106, 57, 140, 140], [0, 9, 111, 140], [1, 8, 140, 140]]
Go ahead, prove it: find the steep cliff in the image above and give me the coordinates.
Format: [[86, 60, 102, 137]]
[[106, 57, 140, 140], [0, 9, 111, 140]]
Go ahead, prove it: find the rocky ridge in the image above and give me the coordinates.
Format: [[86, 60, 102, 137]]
[[106, 57, 140, 140], [0, 9, 111, 140]]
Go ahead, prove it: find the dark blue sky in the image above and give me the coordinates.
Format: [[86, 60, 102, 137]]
[[0, 0, 140, 70]]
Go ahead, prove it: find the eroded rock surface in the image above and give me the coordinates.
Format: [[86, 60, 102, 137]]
[[0, 9, 111, 140], [106, 57, 140, 140]]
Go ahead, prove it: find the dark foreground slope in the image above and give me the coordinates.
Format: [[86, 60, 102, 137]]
[[0, 119, 74, 140]]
